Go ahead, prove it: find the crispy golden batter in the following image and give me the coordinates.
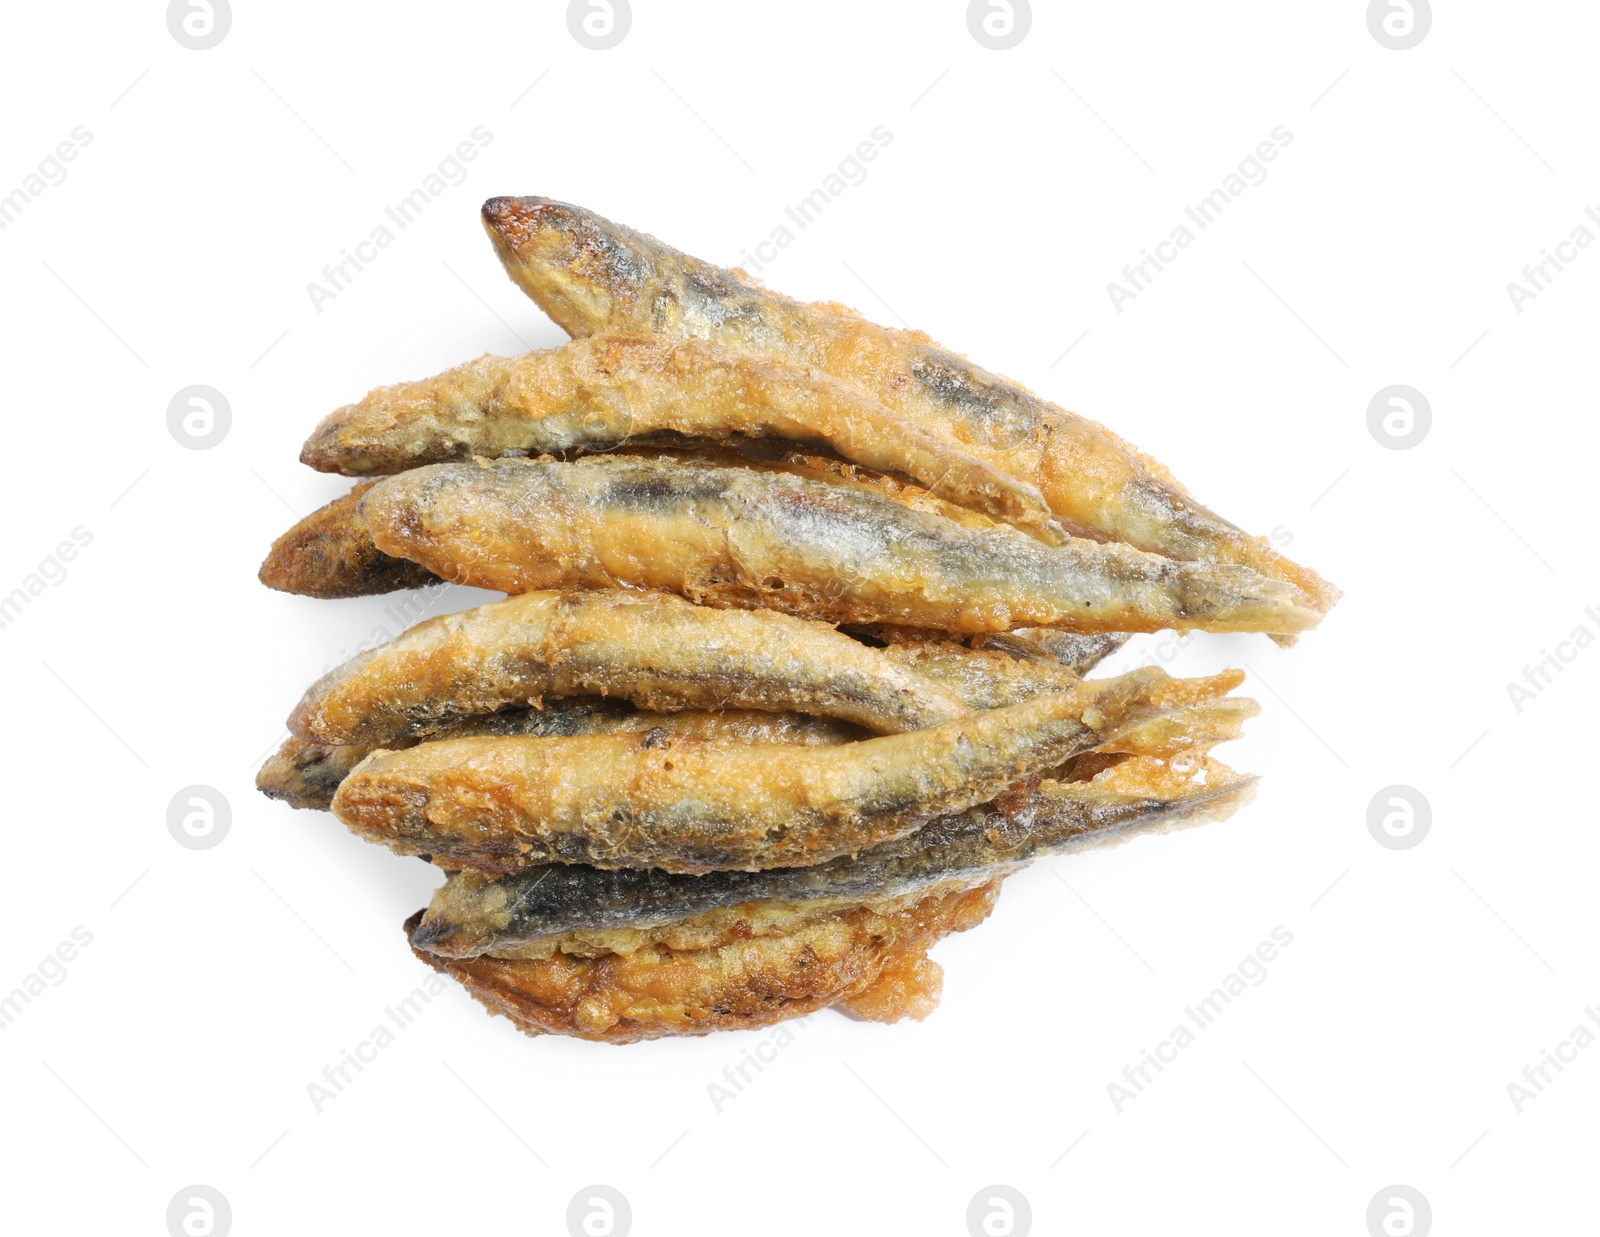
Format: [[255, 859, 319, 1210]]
[[257, 701, 864, 811], [405, 880, 1001, 1042], [481, 196, 1338, 612], [331, 669, 1231, 874], [361, 454, 1321, 636], [257, 481, 439, 599], [301, 332, 1059, 538], [289, 589, 971, 745]]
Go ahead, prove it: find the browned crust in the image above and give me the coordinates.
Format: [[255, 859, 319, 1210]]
[[405, 880, 1000, 1043], [258, 482, 441, 599]]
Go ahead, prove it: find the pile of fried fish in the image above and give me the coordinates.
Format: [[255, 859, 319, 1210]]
[[257, 197, 1338, 1044]]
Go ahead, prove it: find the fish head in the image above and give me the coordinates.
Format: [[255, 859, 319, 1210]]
[[481, 196, 658, 337]]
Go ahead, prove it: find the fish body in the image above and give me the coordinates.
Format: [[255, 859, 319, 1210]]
[[331, 669, 1218, 874], [261, 633, 1244, 811], [405, 881, 1000, 1042], [480, 196, 1338, 613], [289, 588, 971, 745], [412, 757, 1256, 960], [361, 454, 1321, 636], [300, 332, 1058, 537], [257, 700, 862, 810]]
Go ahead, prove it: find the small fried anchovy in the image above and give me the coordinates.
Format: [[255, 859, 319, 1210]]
[[404, 880, 1002, 1042], [258, 481, 441, 599], [257, 700, 861, 811], [480, 195, 1339, 614], [299, 332, 1059, 539], [411, 756, 1256, 960], [288, 588, 972, 745], [360, 454, 1322, 636], [332, 668, 1234, 874]]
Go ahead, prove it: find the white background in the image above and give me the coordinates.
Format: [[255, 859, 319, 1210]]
[[1, 1, 1593, 1233]]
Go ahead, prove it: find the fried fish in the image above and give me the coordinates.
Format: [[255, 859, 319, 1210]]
[[262, 631, 1247, 811], [300, 332, 1059, 538], [411, 755, 1256, 961], [404, 880, 1001, 1042], [257, 700, 862, 811], [330, 668, 1235, 874], [288, 588, 971, 746], [360, 454, 1322, 636], [480, 196, 1339, 613]]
